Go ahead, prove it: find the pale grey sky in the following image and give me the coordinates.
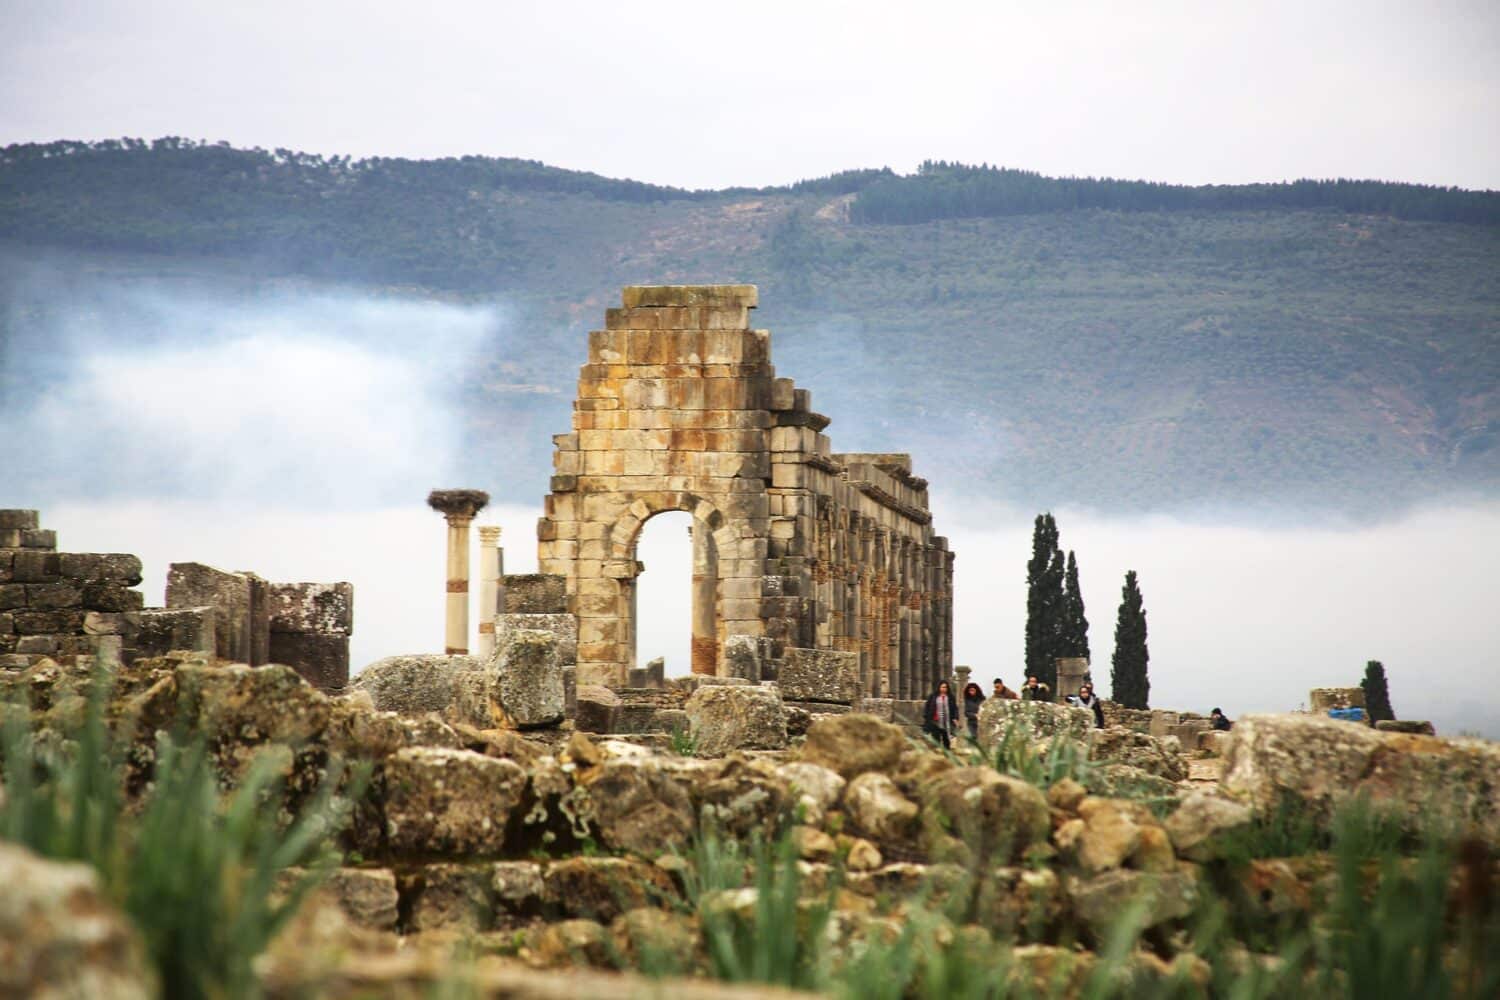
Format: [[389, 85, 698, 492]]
[[3, 0, 1497, 189]]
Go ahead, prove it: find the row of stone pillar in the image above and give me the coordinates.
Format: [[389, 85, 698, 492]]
[[425, 489, 505, 658]]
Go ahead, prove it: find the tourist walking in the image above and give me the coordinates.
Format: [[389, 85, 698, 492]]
[[992, 677, 1019, 701], [962, 682, 986, 741], [1210, 707, 1233, 731], [1021, 675, 1051, 701], [923, 681, 958, 750]]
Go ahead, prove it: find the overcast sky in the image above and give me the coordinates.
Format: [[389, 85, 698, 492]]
[[3, 0, 1497, 190]]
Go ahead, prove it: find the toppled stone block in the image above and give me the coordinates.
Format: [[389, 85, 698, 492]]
[[402, 863, 494, 931], [268, 632, 349, 691], [684, 683, 787, 754], [382, 747, 526, 856], [322, 867, 399, 931], [542, 857, 680, 923], [494, 629, 564, 729], [976, 698, 1093, 750], [167, 562, 252, 663], [778, 647, 860, 704], [494, 613, 577, 666], [130, 606, 215, 660], [352, 654, 479, 716], [919, 766, 1051, 865], [1223, 713, 1500, 839], [502, 574, 568, 614], [576, 684, 622, 733], [267, 582, 353, 635]]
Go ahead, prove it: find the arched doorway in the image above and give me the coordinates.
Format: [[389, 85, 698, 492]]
[[633, 510, 693, 679]]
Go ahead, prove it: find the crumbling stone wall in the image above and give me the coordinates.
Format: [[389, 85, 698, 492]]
[[0, 511, 351, 689], [0, 509, 144, 667], [524, 285, 954, 693]]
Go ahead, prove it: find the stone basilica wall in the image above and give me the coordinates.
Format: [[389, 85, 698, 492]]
[[522, 285, 954, 693]]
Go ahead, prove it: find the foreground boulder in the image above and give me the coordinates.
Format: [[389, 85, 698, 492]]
[[918, 766, 1051, 864], [976, 698, 1093, 750], [0, 843, 154, 999], [799, 713, 908, 779], [1069, 868, 1198, 940], [1222, 713, 1500, 838], [684, 684, 788, 755], [580, 757, 696, 856]]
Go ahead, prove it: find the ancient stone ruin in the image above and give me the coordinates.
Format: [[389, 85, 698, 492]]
[[0, 509, 353, 689], [508, 284, 955, 704]]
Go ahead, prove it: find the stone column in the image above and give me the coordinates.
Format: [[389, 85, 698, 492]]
[[1055, 657, 1090, 703], [427, 489, 490, 655], [476, 525, 502, 660]]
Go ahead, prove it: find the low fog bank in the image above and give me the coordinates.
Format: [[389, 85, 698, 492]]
[[34, 498, 1500, 739], [1, 267, 507, 507]]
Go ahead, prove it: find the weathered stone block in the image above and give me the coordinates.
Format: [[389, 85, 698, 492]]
[[1223, 713, 1500, 839], [80, 582, 144, 613], [685, 684, 788, 754], [19, 529, 56, 550], [13, 610, 85, 634], [494, 629, 564, 729], [1308, 687, 1366, 713], [576, 684, 622, 733], [352, 654, 478, 716], [0, 510, 39, 531], [267, 581, 353, 635], [778, 647, 860, 704], [11, 551, 58, 583], [494, 612, 577, 666], [57, 553, 143, 585], [976, 698, 1093, 750], [167, 562, 252, 663], [130, 607, 215, 659], [382, 748, 526, 856], [268, 632, 349, 691], [501, 574, 568, 614], [722, 634, 762, 681], [0, 584, 25, 611], [23, 581, 83, 610], [621, 284, 758, 309]]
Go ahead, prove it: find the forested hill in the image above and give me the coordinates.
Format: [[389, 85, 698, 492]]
[[3, 138, 1499, 514]]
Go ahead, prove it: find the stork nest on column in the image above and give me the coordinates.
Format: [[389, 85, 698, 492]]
[[426, 489, 490, 519]]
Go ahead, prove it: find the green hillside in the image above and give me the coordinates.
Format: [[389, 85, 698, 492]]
[[3, 139, 1498, 514]]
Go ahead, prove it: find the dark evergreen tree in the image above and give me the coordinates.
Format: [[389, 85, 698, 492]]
[[1060, 550, 1090, 660], [1361, 660, 1395, 722], [1024, 513, 1065, 690], [1110, 570, 1150, 709]]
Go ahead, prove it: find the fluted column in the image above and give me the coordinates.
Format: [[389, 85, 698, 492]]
[[427, 489, 489, 655], [476, 525, 502, 659]]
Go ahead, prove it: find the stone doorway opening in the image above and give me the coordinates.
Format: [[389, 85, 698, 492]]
[[625, 507, 720, 680]]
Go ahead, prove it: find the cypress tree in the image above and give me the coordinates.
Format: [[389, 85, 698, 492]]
[[1110, 570, 1150, 709], [1061, 550, 1090, 660], [1361, 660, 1395, 722], [1025, 513, 1064, 690]]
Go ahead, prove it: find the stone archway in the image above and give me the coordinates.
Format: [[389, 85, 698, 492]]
[[606, 494, 727, 678], [525, 284, 955, 694]]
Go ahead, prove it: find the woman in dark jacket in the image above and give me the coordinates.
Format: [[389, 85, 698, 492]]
[[962, 682, 986, 741], [923, 681, 959, 749], [1076, 682, 1105, 729]]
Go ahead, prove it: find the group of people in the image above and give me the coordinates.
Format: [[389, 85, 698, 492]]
[[921, 674, 1107, 748]]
